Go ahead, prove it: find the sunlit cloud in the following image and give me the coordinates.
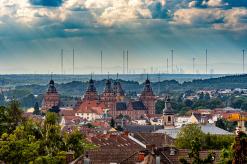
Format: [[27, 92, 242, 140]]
[[0, 0, 246, 74]]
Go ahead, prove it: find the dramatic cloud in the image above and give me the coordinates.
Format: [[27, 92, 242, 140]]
[[29, 0, 63, 7], [203, 0, 223, 7], [172, 8, 224, 26], [0, 0, 246, 41]]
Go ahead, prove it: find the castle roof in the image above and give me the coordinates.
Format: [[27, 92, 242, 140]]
[[131, 101, 146, 110], [113, 79, 124, 96], [87, 78, 97, 92], [103, 79, 113, 93], [48, 79, 57, 93], [116, 102, 127, 111]]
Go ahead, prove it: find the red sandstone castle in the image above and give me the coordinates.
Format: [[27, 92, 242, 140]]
[[42, 77, 156, 120]]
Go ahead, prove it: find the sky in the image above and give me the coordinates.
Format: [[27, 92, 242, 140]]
[[0, 0, 247, 74]]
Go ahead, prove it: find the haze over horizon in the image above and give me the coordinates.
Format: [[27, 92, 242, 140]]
[[0, 0, 247, 74]]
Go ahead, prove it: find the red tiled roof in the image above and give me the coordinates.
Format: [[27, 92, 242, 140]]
[[91, 121, 110, 128], [59, 109, 76, 116], [76, 100, 105, 115]]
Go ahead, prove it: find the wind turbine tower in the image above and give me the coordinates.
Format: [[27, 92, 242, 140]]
[[243, 49, 245, 74], [193, 57, 195, 74], [101, 50, 103, 74], [61, 49, 64, 75], [127, 50, 129, 74], [73, 48, 75, 75], [171, 49, 174, 74], [206, 49, 208, 74], [123, 50, 125, 74]]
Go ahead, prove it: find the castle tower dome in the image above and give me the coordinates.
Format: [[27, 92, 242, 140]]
[[48, 79, 57, 93]]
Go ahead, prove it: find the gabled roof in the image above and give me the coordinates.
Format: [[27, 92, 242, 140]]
[[125, 125, 163, 133], [132, 132, 175, 147], [192, 112, 202, 121], [59, 109, 76, 116]]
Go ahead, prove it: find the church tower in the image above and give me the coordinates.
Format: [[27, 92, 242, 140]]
[[42, 79, 60, 113], [163, 96, 175, 129], [101, 78, 116, 109], [140, 77, 156, 114], [83, 77, 98, 101]]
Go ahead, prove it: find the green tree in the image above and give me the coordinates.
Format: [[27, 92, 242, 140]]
[[240, 101, 247, 111], [216, 119, 237, 132], [204, 93, 210, 101], [33, 102, 40, 115], [232, 132, 247, 164], [0, 109, 95, 163], [110, 118, 115, 128], [65, 130, 95, 158], [184, 99, 193, 108], [0, 93, 5, 106], [155, 100, 165, 114], [180, 138, 215, 164], [0, 101, 25, 135], [175, 124, 204, 149]]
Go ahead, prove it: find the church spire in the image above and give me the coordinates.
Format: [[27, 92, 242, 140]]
[[163, 96, 174, 115], [162, 95, 175, 129]]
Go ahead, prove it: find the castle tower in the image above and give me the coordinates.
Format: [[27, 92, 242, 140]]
[[113, 76, 125, 102], [140, 77, 156, 114], [42, 79, 60, 112], [101, 78, 116, 109], [83, 77, 98, 101], [163, 96, 175, 129]]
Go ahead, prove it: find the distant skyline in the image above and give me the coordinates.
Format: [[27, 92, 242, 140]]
[[0, 0, 247, 74]]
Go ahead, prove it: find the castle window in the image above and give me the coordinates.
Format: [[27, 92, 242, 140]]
[[168, 116, 171, 122]]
